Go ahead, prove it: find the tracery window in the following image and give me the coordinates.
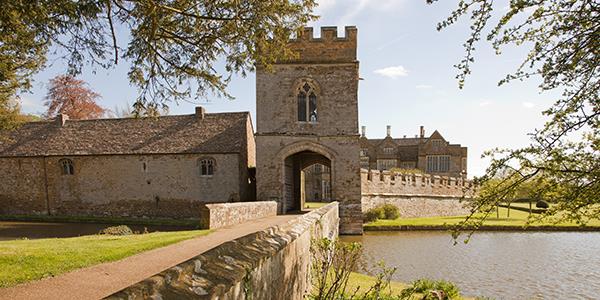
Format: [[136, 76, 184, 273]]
[[199, 158, 215, 176], [59, 159, 74, 175], [297, 82, 318, 122]]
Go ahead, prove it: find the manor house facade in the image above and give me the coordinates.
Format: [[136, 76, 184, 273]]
[[359, 125, 468, 177]]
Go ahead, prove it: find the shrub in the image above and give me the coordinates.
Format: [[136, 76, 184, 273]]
[[99, 225, 134, 236], [381, 204, 400, 220], [536, 200, 549, 209], [400, 278, 460, 300], [364, 207, 385, 223]]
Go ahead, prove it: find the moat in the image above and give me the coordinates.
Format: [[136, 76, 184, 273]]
[[0, 221, 193, 241], [342, 231, 600, 300]]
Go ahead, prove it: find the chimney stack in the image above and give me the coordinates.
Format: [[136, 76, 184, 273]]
[[386, 125, 391, 137], [195, 106, 206, 119], [420, 126, 425, 138], [361, 126, 366, 138], [56, 114, 69, 126]]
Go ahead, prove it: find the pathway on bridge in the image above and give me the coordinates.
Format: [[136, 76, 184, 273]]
[[0, 214, 299, 300]]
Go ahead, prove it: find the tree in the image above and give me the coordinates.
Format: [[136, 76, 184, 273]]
[[0, 0, 317, 117], [44, 75, 106, 119], [428, 0, 599, 233]]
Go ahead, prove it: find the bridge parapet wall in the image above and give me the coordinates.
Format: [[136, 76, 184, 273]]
[[199, 201, 278, 229]]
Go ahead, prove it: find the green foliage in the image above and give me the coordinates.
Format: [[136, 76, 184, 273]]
[[381, 204, 400, 220], [310, 238, 363, 300], [428, 0, 600, 238], [536, 200, 549, 209], [0, 0, 317, 116], [364, 207, 386, 223], [98, 225, 134, 236], [389, 168, 424, 175], [400, 278, 460, 300], [364, 205, 400, 223], [309, 238, 401, 300]]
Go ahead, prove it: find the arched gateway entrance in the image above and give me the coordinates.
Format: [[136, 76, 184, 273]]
[[283, 151, 332, 212]]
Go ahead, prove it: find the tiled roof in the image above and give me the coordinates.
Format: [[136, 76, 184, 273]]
[[0, 112, 249, 157]]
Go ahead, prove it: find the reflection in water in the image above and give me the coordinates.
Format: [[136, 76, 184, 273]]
[[0, 221, 194, 241], [341, 231, 600, 300]]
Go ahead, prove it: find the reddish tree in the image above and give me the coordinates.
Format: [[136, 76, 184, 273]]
[[44, 75, 106, 119]]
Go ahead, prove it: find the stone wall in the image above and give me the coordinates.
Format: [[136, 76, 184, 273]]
[[361, 169, 473, 217], [107, 202, 340, 300], [199, 201, 278, 229], [0, 153, 247, 218], [361, 195, 471, 218], [0, 157, 48, 215]]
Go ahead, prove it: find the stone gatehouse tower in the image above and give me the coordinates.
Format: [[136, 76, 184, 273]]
[[255, 26, 362, 234]]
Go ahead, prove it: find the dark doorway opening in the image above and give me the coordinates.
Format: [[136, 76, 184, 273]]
[[283, 151, 332, 213]]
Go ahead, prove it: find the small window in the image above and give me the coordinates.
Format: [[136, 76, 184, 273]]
[[383, 147, 394, 155], [59, 159, 74, 175], [199, 159, 215, 176]]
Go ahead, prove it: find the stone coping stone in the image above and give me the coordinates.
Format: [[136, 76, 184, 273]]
[[107, 202, 339, 299]]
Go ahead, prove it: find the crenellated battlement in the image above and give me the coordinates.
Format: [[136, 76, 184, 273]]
[[291, 26, 357, 42], [361, 169, 474, 198], [285, 26, 357, 63]]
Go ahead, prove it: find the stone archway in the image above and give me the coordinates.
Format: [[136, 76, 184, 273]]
[[282, 151, 331, 212], [275, 141, 337, 213]]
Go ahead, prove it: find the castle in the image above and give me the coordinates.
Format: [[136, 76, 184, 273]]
[[0, 26, 468, 235]]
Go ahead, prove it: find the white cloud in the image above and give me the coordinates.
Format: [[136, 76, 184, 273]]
[[522, 102, 535, 108], [374, 65, 408, 79], [415, 84, 433, 89], [479, 101, 492, 107]]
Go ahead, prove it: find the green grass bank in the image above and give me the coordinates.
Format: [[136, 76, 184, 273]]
[[0, 230, 209, 288], [365, 206, 600, 231]]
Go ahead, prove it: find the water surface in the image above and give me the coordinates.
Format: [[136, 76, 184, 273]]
[[342, 231, 600, 300], [0, 221, 194, 241]]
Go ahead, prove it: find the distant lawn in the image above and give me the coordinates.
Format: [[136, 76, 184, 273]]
[[306, 202, 329, 209], [365, 206, 600, 230], [347, 272, 406, 294], [0, 230, 209, 288]]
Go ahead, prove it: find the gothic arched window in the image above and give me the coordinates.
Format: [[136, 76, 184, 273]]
[[199, 158, 215, 176], [59, 158, 74, 175], [297, 82, 318, 123]]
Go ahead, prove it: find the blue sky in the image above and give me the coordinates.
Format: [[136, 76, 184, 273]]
[[19, 0, 556, 177]]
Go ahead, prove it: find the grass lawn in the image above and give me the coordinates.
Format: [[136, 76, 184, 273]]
[[347, 272, 406, 294], [365, 206, 600, 229], [306, 202, 329, 209], [0, 230, 209, 288]]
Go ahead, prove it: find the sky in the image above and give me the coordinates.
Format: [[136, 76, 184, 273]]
[[19, 0, 557, 178]]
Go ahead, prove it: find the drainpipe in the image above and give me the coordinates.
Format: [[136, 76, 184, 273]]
[[42, 156, 51, 215]]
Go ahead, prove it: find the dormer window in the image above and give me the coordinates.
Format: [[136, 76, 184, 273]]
[[383, 147, 394, 155], [59, 159, 74, 175], [297, 82, 318, 123]]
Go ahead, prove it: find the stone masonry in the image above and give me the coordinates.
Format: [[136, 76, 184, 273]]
[[199, 201, 278, 229], [255, 27, 362, 234], [361, 169, 474, 218]]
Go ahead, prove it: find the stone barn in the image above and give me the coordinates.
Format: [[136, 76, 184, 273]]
[[0, 108, 256, 218], [255, 26, 363, 234]]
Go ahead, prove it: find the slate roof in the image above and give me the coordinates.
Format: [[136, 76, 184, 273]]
[[367, 137, 424, 147], [0, 112, 250, 157]]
